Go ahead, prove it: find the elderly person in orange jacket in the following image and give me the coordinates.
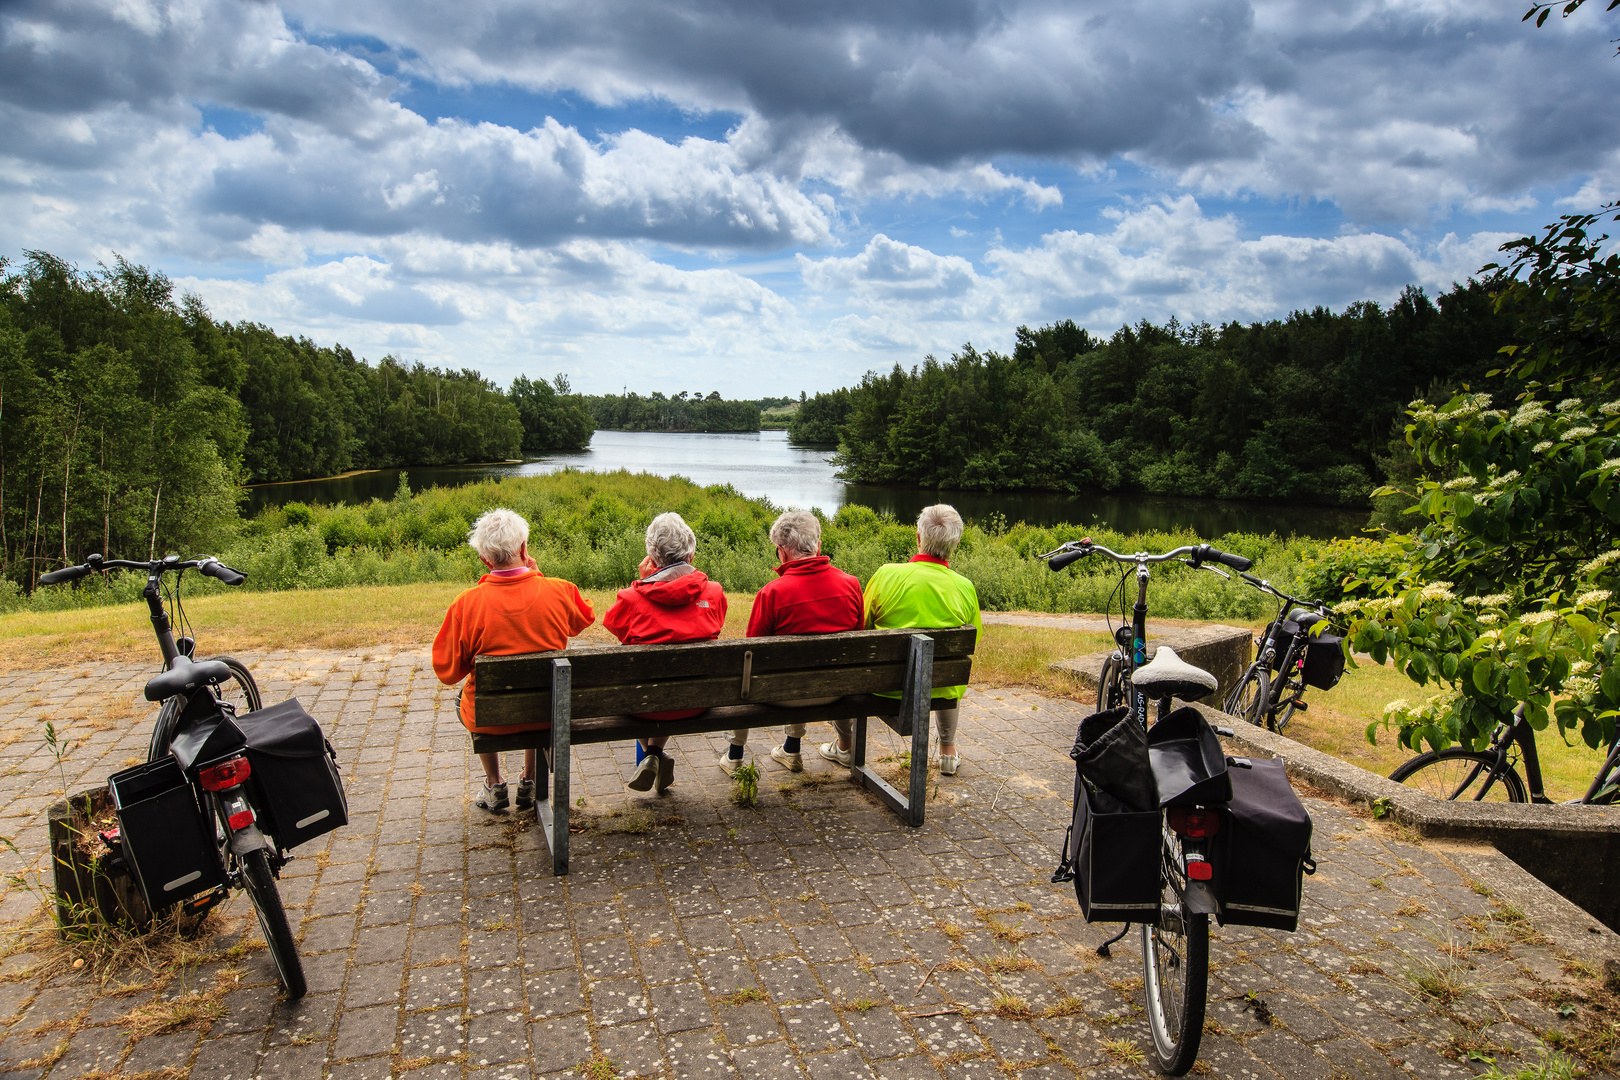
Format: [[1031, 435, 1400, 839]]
[[433, 508, 594, 813]]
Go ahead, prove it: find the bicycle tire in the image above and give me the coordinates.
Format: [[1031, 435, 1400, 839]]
[[1389, 749, 1528, 803], [1097, 655, 1126, 712], [241, 848, 306, 998], [1224, 664, 1270, 727], [147, 656, 261, 762], [1271, 680, 1302, 734], [1142, 833, 1208, 1075]]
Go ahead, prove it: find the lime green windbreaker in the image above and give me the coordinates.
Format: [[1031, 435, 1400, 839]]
[[864, 555, 984, 700]]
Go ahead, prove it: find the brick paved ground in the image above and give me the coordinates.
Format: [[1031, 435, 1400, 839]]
[[0, 647, 1616, 1079]]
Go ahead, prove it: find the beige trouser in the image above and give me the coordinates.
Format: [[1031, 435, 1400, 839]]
[[728, 696, 840, 747]]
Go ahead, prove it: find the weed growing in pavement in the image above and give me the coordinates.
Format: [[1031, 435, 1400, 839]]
[[583, 1053, 621, 1080], [730, 761, 760, 807], [990, 993, 1035, 1019], [719, 987, 767, 1006], [1477, 1049, 1579, 1080], [1101, 1037, 1144, 1064], [844, 996, 879, 1012]]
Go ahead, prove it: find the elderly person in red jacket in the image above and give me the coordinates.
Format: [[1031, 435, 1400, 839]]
[[722, 510, 863, 775], [604, 512, 727, 793]]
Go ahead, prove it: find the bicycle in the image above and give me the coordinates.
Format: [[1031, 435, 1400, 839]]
[[1043, 538, 1252, 1075], [1222, 575, 1341, 733], [40, 553, 305, 998], [1389, 704, 1620, 805]]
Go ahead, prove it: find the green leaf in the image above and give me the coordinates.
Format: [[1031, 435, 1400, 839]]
[[1473, 659, 1495, 695], [1508, 667, 1531, 702], [1442, 652, 1459, 681], [1603, 665, 1620, 702], [1564, 612, 1597, 649]]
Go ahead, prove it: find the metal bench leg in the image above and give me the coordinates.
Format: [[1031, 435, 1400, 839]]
[[851, 634, 933, 827], [546, 659, 571, 876]]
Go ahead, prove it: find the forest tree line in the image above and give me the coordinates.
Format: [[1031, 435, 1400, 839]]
[[0, 251, 592, 586], [583, 392, 793, 433], [790, 283, 1517, 506]]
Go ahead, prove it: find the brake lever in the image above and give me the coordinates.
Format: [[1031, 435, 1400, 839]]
[[1037, 540, 1085, 560], [1181, 559, 1230, 579]]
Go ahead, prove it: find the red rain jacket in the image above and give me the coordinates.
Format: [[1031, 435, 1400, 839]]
[[604, 566, 727, 720], [746, 556, 864, 637]]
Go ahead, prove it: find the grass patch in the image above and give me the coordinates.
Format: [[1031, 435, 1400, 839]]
[[990, 993, 1035, 1019], [719, 987, 767, 1006], [729, 761, 760, 807], [1477, 1049, 1580, 1080], [583, 1053, 621, 1080], [1101, 1037, 1145, 1064], [971, 625, 1114, 697]]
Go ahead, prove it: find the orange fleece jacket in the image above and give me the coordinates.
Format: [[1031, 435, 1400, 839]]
[[432, 571, 595, 733]]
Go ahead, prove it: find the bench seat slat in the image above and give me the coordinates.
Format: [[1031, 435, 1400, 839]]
[[473, 658, 973, 728], [468, 694, 963, 754], [474, 626, 976, 692]]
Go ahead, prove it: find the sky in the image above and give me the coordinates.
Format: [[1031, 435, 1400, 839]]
[[2, 0, 1616, 400]]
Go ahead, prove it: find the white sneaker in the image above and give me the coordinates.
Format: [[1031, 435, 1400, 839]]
[[819, 742, 852, 767], [718, 753, 745, 777], [770, 745, 804, 772], [627, 755, 659, 792], [939, 753, 960, 776]]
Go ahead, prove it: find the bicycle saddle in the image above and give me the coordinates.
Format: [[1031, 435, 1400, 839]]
[[1132, 646, 1218, 702], [144, 654, 233, 702]]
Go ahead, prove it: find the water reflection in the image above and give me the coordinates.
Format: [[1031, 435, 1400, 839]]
[[244, 430, 1370, 539]]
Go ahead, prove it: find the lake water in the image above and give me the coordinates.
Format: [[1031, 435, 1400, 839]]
[[244, 429, 1370, 539]]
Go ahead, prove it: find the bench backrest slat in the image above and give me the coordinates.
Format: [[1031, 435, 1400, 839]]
[[474, 626, 976, 692], [471, 626, 977, 728]]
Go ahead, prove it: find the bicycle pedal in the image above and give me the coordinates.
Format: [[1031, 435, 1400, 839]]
[[182, 886, 230, 917], [1290, 699, 1307, 712]]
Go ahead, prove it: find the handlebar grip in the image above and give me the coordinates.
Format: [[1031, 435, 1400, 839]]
[[1048, 548, 1090, 571], [200, 559, 246, 586], [38, 564, 92, 586], [1194, 544, 1253, 572]]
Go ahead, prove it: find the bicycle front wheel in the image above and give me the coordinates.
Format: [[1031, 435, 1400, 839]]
[[241, 848, 306, 998], [1224, 664, 1269, 727], [1389, 749, 1527, 803], [1142, 836, 1208, 1075], [1271, 681, 1301, 734], [208, 656, 262, 715], [1097, 655, 1127, 711]]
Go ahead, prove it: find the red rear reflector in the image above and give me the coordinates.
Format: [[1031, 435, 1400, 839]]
[[199, 756, 252, 791], [1166, 807, 1221, 838], [227, 808, 255, 830], [1187, 860, 1213, 881]]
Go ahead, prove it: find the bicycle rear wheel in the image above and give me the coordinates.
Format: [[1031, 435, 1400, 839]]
[[241, 848, 306, 998], [1224, 664, 1269, 727], [1271, 680, 1302, 734], [1389, 749, 1527, 802], [1141, 833, 1207, 1075]]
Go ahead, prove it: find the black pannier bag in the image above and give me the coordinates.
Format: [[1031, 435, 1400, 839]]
[[1212, 757, 1315, 931], [1301, 632, 1347, 690], [235, 698, 347, 850], [1146, 706, 1232, 807], [109, 756, 226, 908], [1055, 707, 1160, 923]]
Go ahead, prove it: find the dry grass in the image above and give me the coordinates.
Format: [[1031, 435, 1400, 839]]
[[969, 625, 1114, 696]]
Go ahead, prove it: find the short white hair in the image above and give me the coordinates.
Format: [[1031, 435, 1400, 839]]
[[917, 504, 963, 559], [468, 508, 529, 566], [645, 512, 696, 567], [769, 511, 820, 559]]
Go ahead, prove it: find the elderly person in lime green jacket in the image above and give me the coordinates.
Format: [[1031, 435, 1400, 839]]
[[818, 504, 983, 776]]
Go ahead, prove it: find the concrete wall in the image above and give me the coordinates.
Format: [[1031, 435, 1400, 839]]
[[1050, 623, 1253, 707]]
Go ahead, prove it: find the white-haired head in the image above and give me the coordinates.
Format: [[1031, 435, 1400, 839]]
[[468, 508, 530, 567], [769, 511, 820, 560], [645, 512, 697, 568], [916, 504, 964, 559]]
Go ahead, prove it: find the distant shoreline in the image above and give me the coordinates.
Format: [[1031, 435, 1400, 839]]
[[244, 461, 525, 489]]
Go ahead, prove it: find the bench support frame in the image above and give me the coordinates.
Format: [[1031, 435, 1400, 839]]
[[476, 630, 958, 876]]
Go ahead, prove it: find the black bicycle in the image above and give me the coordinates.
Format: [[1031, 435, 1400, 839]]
[[1390, 704, 1620, 805], [1223, 574, 1342, 733], [40, 553, 305, 998], [1043, 538, 1252, 1075]]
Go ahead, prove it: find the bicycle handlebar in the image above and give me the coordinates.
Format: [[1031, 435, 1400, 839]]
[[1042, 539, 1252, 573], [37, 554, 247, 586], [1233, 570, 1326, 613]]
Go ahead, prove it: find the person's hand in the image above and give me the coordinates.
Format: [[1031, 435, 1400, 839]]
[[522, 553, 539, 572], [637, 554, 659, 579]]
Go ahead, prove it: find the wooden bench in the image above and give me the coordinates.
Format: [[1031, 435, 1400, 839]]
[[470, 626, 977, 875]]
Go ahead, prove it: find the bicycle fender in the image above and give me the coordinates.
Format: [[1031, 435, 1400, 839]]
[[229, 823, 271, 856], [1183, 879, 1219, 915]]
